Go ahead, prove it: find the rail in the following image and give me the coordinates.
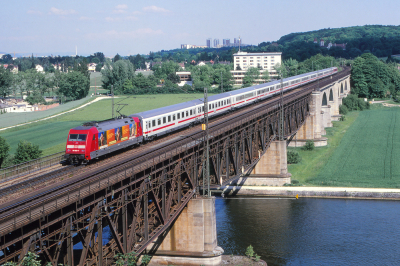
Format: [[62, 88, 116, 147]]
[[0, 151, 65, 182]]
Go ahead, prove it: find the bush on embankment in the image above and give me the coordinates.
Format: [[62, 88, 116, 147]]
[[342, 94, 370, 111]]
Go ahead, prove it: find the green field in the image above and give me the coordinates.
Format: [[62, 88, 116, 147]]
[[289, 105, 400, 188], [0, 94, 208, 156]]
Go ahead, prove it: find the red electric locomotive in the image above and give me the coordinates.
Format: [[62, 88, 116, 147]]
[[64, 116, 143, 164]]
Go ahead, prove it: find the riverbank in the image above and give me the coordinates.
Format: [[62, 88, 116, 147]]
[[217, 186, 400, 200]]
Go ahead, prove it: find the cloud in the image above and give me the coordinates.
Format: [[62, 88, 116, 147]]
[[27, 10, 43, 15], [113, 4, 128, 14], [115, 4, 128, 10], [143, 6, 170, 13], [49, 7, 77, 15], [86, 28, 164, 40]]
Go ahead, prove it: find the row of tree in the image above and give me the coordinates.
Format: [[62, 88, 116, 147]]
[[0, 62, 90, 104]]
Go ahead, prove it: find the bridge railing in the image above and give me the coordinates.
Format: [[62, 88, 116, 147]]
[[0, 151, 65, 182]]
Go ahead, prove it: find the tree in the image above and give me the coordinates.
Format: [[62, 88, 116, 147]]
[[0, 136, 10, 169], [101, 60, 135, 94], [261, 70, 270, 83], [93, 52, 105, 62], [114, 53, 121, 62], [242, 67, 260, 87], [1, 54, 12, 64], [14, 140, 42, 164], [167, 73, 180, 84], [30, 53, 36, 69], [58, 71, 90, 100], [0, 66, 12, 97]]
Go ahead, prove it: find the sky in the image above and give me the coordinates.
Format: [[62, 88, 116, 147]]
[[1, 0, 400, 57]]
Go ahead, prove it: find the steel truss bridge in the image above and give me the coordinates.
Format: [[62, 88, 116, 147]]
[[0, 68, 351, 265]]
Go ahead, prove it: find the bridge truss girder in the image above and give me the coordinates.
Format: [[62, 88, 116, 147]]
[[0, 92, 310, 265]]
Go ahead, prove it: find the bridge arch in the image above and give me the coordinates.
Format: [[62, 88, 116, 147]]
[[341, 83, 344, 93], [322, 92, 328, 106], [329, 89, 334, 102]]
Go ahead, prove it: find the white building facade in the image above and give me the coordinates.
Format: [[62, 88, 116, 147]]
[[231, 52, 282, 85]]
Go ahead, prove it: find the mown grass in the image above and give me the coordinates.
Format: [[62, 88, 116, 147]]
[[0, 94, 208, 156], [288, 111, 360, 185], [289, 106, 400, 188]]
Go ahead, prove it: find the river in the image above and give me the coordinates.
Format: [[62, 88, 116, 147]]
[[215, 197, 400, 266]]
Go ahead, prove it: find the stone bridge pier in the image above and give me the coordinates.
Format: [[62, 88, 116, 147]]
[[147, 197, 223, 266], [289, 75, 351, 147]]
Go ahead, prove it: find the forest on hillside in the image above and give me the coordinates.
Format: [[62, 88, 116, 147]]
[[276, 25, 400, 60]]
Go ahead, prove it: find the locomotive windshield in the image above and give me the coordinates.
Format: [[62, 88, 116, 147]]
[[69, 134, 87, 141]]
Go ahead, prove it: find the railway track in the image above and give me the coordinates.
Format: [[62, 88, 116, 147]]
[[0, 69, 351, 264], [0, 68, 350, 217]]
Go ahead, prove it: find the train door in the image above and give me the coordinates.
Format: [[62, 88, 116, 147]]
[[91, 134, 97, 151]]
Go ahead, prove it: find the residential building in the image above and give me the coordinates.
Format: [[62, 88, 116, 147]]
[[178, 62, 185, 70], [87, 63, 97, 72], [231, 51, 281, 85], [35, 65, 44, 72], [213, 39, 219, 48], [223, 39, 230, 46], [233, 51, 281, 71], [206, 38, 212, 48], [176, 71, 192, 86]]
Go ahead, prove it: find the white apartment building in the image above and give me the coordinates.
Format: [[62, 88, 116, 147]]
[[233, 51, 281, 71], [231, 52, 282, 85]]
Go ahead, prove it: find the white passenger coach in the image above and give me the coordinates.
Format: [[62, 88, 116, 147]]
[[131, 67, 337, 140]]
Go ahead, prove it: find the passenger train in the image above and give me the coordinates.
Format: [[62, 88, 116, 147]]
[[64, 67, 337, 164]]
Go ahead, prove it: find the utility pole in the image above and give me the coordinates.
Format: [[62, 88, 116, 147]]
[[111, 85, 114, 119], [202, 87, 210, 197], [279, 70, 284, 140], [221, 70, 223, 93]]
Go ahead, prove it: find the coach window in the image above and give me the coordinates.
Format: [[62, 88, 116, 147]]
[[168, 115, 171, 122], [182, 112, 184, 118], [163, 117, 166, 124], [152, 120, 155, 127], [209, 104, 211, 110], [177, 113, 180, 119], [173, 114, 176, 121], [190, 110, 192, 116], [202, 106, 204, 112], [186, 111, 189, 116], [158, 118, 161, 125]]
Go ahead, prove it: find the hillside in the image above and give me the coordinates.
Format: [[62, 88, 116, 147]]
[[278, 25, 400, 45]]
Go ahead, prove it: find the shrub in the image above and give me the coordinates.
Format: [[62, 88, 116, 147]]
[[245, 245, 254, 258], [141, 255, 152, 265], [342, 94, 370, 111], [339, 115, 346, 121], [255, 254, 261, 262], [302, 140, 315, 151], [287, 150, 301, 164], [339, 104, 348, 115]]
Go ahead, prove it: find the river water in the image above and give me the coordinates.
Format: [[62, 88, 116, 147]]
[[215, 197, 400, 266]]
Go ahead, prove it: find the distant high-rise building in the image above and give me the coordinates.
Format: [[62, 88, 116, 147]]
[[206, 38, 212, 48], [213, 39, 219, 48], [223, 39, 230, 46]]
